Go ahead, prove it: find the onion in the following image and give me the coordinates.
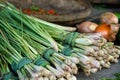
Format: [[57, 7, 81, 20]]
[[108, 24, 120, 41], [94, 23, 120, 41], [77, 21, 98, 33], [94, 23, 111, 40], [100, 12, 119, 24]]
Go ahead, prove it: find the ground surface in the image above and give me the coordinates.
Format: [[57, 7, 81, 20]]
[[76, 58, 120, 80]]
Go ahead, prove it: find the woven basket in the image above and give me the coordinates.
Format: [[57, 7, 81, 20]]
[[7, 0, 92, 25]]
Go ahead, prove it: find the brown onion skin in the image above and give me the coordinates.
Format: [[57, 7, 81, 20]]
[[95, 23, 120, 41], [77, 21, 98, 33], [108, 24, 120, 41], [100, 12, 119, 24], [94, 23, 111, 40]]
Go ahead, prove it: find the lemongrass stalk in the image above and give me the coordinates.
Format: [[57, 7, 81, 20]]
[[41, 69, 52, 77], [0, 20, 37, 59], [74, 46, 95, 54], [5, 2, 76, 32], [96, 57, 103, 61], [97, 50, 105, 56], [49, 74, 56, 80], [61, 63, 72, 73], [103, 64, 110, 68], [70, 63, 78, 74], [116, 50, 120, 55], [20, 69, 29, 80], [0, 56, 10, 75], [46, 65, 63, 78], [73, 48, 90, 55], [67, 56, 80, 64], [90, 68, 98, 73], [78, 62, 91, 72], [43, 77, 49, 80], [0, 3, 106, 49], [75, 52, 90, 65], [50, 57, 65, 73], [75, 38, 94, 46], [0, 5, 58, 51], [37, 77, 44, 80], [55, 53, 79, 64], [28, 15, 76, 31], [78, 33, 102, 39], [83, 69, 91, 77], [25, 65, 39, 78], [53, 56, 72, 73], [66, 74, 77, 80], [17, 70, 26, 80], [58, 77, 66, 80], [114, 54, 119, 58], [88, 57, 101, 69]]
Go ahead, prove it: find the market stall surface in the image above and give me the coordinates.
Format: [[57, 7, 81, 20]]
[[76, 58, 120, 80]]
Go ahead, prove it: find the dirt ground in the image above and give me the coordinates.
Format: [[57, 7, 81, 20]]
[[76, 58, 120, 80]]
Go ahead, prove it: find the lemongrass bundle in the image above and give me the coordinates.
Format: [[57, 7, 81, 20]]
[[0, 33, 47, 80], [0, 5, 95, 76], [0, 8, 78, 79]]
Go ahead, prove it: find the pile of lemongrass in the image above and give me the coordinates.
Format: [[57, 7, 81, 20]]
[[0, 2, 120, 80], [0, 18, 78, 80]]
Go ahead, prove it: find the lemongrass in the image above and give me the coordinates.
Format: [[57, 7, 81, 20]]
[[58, 77, 66, 80], [0, 34, 40, 79], [67, 56, 80, 64], [99, 60, 105, 66], [43, 77, 49, 80], [97, 50, 104, 56], [37, 77, 44, 80], [0, 16, 78, 78], [41, 69, 52, 77], [46, 65, 63, 78], [3, 8, 79, 76], [66, 74, 77, 80], [90, 68, 98, 73], [70, 63, 78, 74], [49, 74, 56, 80]]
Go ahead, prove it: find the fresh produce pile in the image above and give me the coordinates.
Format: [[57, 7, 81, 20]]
[[0, 2, 120, 80]]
